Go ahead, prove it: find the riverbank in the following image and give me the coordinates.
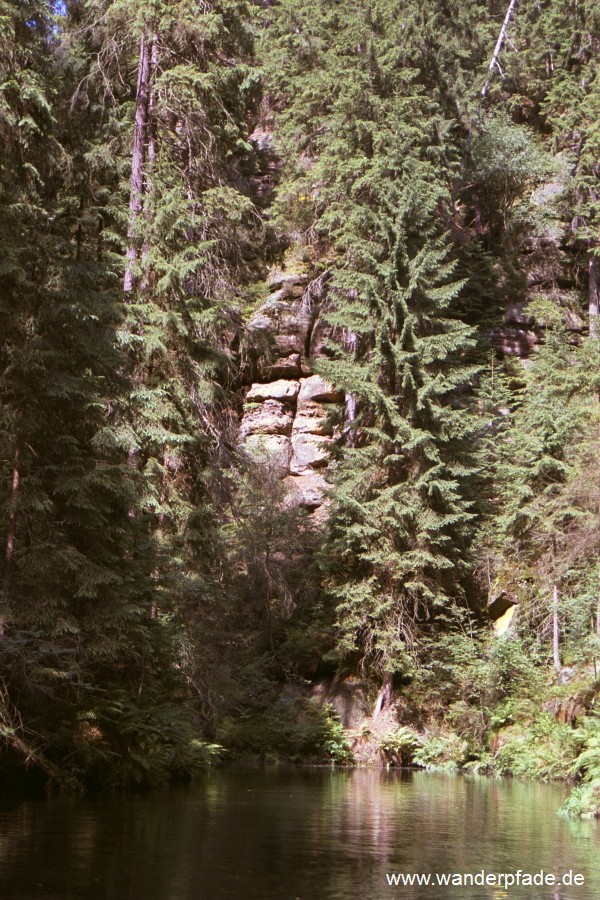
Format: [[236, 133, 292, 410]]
[[217, 652, 600, 819]]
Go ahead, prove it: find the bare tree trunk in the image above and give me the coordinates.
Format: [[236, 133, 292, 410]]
[[2, 445, 21, 637], [594, 585, 600, 686], [373, 671, 393, 719], [344, 392, 357, 447], [451, 0, 518, 212], [124, 30, 152, 294], [552, 582, 561, 673], [482, 0, 519, 98], [141, 34, 159, 272], [589, 254, 599, 339], [146, 36, 158, 176], [344, 329, 359, 447]]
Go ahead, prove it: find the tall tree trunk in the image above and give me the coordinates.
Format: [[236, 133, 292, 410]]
[[589, 254, 599, 339], [344, 392, 357, 447], [373, 671, 393, 719], [595, 573, 600, 685], [141, 35, 159, 267], [146, 35, 159, 177], [552, 582, 561, 673], [2, 445, 21, 636], [123, 30, 152, 294]]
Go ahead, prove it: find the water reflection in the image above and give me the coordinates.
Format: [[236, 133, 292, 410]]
[[0, 769, 598, 899]]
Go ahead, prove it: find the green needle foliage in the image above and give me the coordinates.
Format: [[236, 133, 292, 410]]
[[0, 0, 262, 787], [1, 0, 600, 798], [319, 187, 479, 680], [261, 0, 480, 681]]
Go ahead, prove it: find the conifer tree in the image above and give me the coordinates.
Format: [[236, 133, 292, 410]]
[[262, 0, 481, 705], [0, 0, 171, 782], [487, 328, 598, 666], [70, 0, 261, 589], [0, 0, 255, 783], [319, 180, 479, 703]]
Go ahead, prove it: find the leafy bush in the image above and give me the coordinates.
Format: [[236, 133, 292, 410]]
[[73, 692, 221, 787], [218, 698, 353, 764], [412, 731, 468, 771], [560, 782, 600, 819], [319, 704, 354, 764], [378, 727, 420, 766]]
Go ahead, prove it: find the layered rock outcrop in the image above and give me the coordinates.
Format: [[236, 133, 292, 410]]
[[240, 271, 342, 512]]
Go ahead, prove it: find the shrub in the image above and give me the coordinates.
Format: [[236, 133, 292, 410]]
[[218, 698, 353, 764], [378, 727, 420, 766], [561, 713, 600, 817]]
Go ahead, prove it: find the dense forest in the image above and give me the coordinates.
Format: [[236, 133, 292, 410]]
[[1, 0, 600, 816]]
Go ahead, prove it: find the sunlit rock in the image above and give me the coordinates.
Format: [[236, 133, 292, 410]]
[[244, 434, 291, 478], [284, 471, 328, 509], [290, 433, 333, 473], [241, 399, 294, 437], [298, 375, 344, 404], [246, 379, 300, 402], [292, 398, 339, 436]]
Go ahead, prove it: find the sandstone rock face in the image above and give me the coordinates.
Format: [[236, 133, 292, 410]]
[[244, 434, 292, 478], [240, 271, 343, 511], [266, 353, 302, 379], [293, 399, 338, 436], [488, 324, 540, 357], [246, 380, 300, 402], [240, 400, 294, 438], [249, 297, 312, 358], [279, 677, 372, 729], [290, 433, 333, 473], [267, 270, 308, 287], [284, 471, 328, 509], [247, 270, 335, 381], [297, 374, 344, 404], [309, 314, 335, 360], [487, 170, 581, 359]]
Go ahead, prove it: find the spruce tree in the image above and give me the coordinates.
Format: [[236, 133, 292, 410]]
[[0, 0, 166, 783], [487, 328, 599, 667], [319, 179, 478, 701], [70, 0, 260, 577], [262, 0, 481, 705], [0, 3, 260, 780]]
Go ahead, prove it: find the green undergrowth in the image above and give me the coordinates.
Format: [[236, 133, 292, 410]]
[[0, 706, 221, 793], [351, 635, 600, 817], [217, 699, 353, 764], [378, 727, 421, 767], [364, 699, 598, 810], [560, 712, 600, 818]]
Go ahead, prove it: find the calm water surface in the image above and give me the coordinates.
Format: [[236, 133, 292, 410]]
[[0, 768, 599, 899]]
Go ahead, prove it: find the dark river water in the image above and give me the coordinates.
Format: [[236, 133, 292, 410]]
[[0, 768, 599, 899]]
